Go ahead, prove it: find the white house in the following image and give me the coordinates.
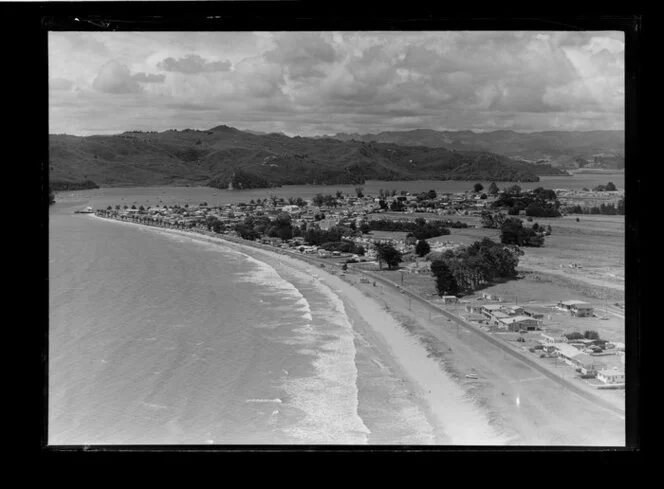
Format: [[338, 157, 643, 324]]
[[597, 369, 625, 385], [541, 332, 569, 344]]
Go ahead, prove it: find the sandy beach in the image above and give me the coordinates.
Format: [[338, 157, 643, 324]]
[[88, 215, 625, 445]]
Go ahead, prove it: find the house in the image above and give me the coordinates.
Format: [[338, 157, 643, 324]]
[[317, 218, 339, 231], [441, 296, 459, 304], [553, 343, 583, 363], [558, 300, 594, 317], [500, 315, 541, 332], [522, 308, 544, 319], [596, 368, 625, 385], [503, 305, 525, 316], [490, 312, 510, 327], [541, 332, 569, 344], [553, 345, 603, 374], [480, 304, 504, 318]]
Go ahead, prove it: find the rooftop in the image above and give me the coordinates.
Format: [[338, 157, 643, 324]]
[[559, 300, 590, 306]]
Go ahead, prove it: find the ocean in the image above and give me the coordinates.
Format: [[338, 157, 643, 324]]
[[49, 202, 438, 445]]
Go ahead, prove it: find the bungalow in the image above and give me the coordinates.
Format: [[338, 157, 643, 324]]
[[558, 300, 594, 317], [596, 368, 625, 385], [480, 304, 504, 318], [553, 345, 603, 374], [500, 315, 541, 332], [503, 305, 525, 316], [441, 296, 459, 304], [522, 308, 544, 319], [490, 312, 510, 327], [466, 304, 483, 314]]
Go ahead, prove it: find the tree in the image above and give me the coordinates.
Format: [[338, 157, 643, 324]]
[[427, 189, 437, 200], [375, 243, 402, 270], [360, 222, 371, 234], [506, 185, 521, 195], [584, 330, 600, 340], [488, 182, 499, 195], [473, 183, 484, 193], [355, 187, 364, 198], [390, 200, 405, 211], [431, 260, 459, 296], [606, 182, 617, 191], [415, 240, 431, 257]]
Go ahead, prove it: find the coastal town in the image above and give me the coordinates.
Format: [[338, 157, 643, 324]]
[[90, 184, 626, 394]]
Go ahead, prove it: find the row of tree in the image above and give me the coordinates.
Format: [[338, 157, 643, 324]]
[[566, 197, 624, 215], [592, 182, 618, 192], [367, 218, 452, 240], [430, 238, 521, 296], [492, 186, 561, 217]]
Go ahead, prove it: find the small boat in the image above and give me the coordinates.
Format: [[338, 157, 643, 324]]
[[465, 373, 479, 380], [74, 206, 94, 214]]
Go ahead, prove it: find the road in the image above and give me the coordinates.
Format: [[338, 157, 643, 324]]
[[355, 267, 625, 418]]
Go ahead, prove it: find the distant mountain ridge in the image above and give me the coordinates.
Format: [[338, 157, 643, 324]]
[[49, 124, 567, 190], [323, 129, 624, 169]]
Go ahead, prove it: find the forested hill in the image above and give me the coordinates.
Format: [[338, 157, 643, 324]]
[[49, 125, 566, 190], [326, 129, 624, 170]]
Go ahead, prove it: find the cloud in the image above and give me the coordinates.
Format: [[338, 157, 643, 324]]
[[264, 33, 340, 81], [50, 77, 74, 91], [132, 72, 166, 83], [50, 31, 625, 136], [93, 61, 141, 94], [157, 54, 231, 74]]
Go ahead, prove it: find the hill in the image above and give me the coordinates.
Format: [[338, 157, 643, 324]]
[[326, 129, 624, 170], [49, 125, 566, 190]]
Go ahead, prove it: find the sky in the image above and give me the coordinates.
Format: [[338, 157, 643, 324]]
[[49, 31, 625, 136]]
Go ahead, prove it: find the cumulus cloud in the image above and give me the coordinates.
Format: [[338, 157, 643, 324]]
[[50, 77, 74, 91], [93, 61, 141, 94], [50, 31, 625, 136], [157, 54, 231, 74], [132, 72, 166, 83]]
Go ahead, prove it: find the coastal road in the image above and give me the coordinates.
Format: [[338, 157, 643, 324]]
[[94, 217, 625, 420], [353, 268, 626, 419]]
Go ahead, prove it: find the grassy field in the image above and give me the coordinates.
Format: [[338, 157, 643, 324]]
[[361, 213, 625, 343]]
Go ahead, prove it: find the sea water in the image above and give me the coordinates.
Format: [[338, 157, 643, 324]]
[[49, 203, 435, 444]]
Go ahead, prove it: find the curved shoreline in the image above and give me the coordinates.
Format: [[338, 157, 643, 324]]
[[85, 214, 625, 445], [88, 214, 506, 444]]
